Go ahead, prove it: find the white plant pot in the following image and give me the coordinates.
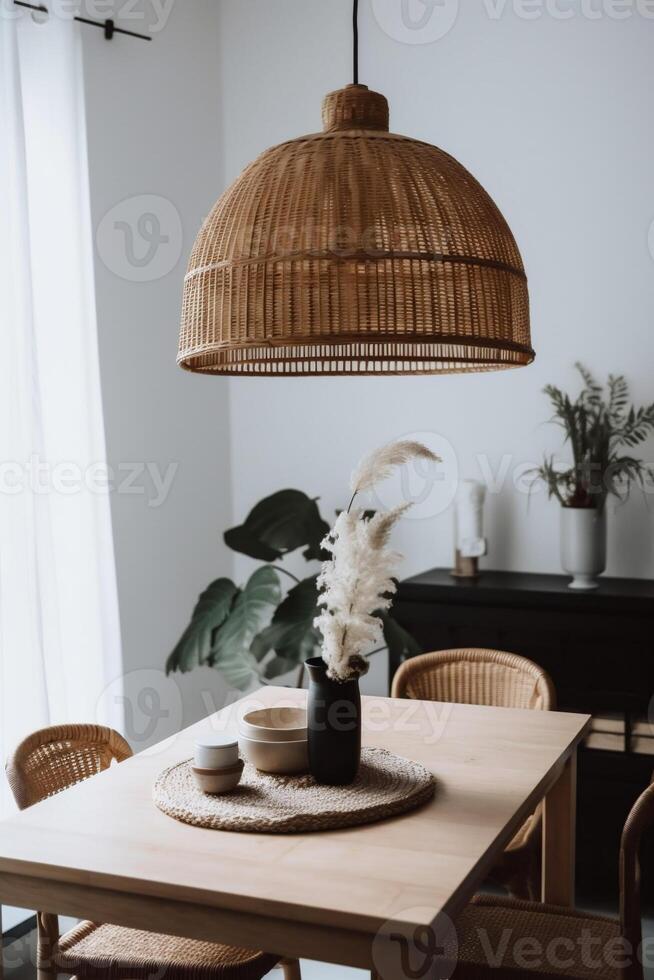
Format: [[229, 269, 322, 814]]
[[560, 506, 606, 590]]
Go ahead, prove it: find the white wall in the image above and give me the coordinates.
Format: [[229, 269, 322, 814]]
[[81, 0, 234, 745], [79, 1, 654, 713], [217, 0, 654, 602]]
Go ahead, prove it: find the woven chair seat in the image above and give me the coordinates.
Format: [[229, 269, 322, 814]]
[[455, 896, 621, 980], [55, 920, 280, 980]]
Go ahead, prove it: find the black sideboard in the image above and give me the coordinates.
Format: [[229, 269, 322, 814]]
[[393, 568, 654, 901]]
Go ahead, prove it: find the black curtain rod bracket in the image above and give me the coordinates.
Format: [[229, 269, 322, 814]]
[[13, 1, 151, 40]]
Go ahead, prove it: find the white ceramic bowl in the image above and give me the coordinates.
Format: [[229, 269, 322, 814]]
[[194, 734, 239, 769], [192, 759, 243, 794], [239, 706, 307, 743], [238, 733, 308, 775]]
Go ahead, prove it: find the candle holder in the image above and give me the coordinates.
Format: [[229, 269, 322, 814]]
[[451, 480, 487, 580], [452, 551, 481, 579]]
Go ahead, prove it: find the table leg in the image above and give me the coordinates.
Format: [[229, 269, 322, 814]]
[[542, 749, 577, 906], [280, 959, 302, 980]]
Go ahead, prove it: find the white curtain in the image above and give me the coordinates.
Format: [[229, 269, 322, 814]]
[[0, 9, 123, 820]]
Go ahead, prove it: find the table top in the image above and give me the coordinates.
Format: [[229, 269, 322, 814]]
[[0, 687, 590, 936]]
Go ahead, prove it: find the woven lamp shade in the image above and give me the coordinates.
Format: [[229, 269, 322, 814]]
[[179, 84, 533, 376]]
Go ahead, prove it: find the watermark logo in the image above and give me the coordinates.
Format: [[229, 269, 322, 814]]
[[107, 0, 176, 34], [1, 931, 37, 974], [365, 698, 454, 745], [96, 194, 182, 282], [373, 908, 458, 980], [361, 436, 654, 521], [372, 430, 458, 520], [97, 668, 183, 751], [372, 0, 460, 43]]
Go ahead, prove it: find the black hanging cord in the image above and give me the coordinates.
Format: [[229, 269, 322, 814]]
[[352, 0, 359, 84], [13, 0, 151, 40]]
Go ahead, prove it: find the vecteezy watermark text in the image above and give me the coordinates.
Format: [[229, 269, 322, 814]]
[[370, 430, 654, 521], [0, 456, 178, 508], [2, 0, 175, 33], [483, 0, 654, 20], [370, 0, 654, 48]]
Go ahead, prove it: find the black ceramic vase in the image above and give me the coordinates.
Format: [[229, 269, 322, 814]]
[[305, 656, 361, 786]]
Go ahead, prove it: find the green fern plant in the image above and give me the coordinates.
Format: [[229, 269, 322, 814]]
[[533, 363, 654, 511]]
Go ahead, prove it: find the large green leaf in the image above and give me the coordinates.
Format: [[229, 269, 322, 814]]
[[211, 566, 282, 690], [222, 526, 280, 563], [374, 609, 422, 665], [224, 490, 329, 562], [166, 578, 239, 674], [250, 575, 321, 669], [262, 656, 301, 681]]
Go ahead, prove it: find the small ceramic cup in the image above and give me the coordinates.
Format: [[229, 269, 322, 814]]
[[194, 735, 239, 770], [192, 759, 243, 794]]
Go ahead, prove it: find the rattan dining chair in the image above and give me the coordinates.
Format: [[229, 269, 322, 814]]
[[391, 648, 556, 901], [453, 777, 654, 980], [5, 724, 301, 980]]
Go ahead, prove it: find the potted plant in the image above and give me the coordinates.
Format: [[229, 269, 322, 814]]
[[533, 364, 654, 589], [167, 480, 424, 692], [307, 440, 438, 785]]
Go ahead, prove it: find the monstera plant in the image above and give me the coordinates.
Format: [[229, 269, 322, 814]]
[[166, 489, 421, 690]]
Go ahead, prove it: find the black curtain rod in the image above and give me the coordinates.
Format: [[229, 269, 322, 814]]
[[13, 0, 151, 40]]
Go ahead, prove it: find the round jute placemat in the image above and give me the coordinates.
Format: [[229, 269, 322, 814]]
[[153, 747, 435, 833]]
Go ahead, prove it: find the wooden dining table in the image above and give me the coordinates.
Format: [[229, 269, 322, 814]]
[[0, 686, 590, 975]]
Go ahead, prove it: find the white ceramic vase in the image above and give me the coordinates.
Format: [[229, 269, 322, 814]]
[[560, 506, 606, 590]]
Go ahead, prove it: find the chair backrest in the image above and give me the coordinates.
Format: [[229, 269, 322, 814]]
[[391, 648, 555, 711], [5, 723, 132, 810], [619, 778, 654, 979]]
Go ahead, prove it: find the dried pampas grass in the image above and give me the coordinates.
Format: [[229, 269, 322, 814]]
[[350, 440, 440, 496], [315, 441, 437, 683]]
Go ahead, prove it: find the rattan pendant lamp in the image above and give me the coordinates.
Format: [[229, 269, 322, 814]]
[[178, 2, 534, 376]]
